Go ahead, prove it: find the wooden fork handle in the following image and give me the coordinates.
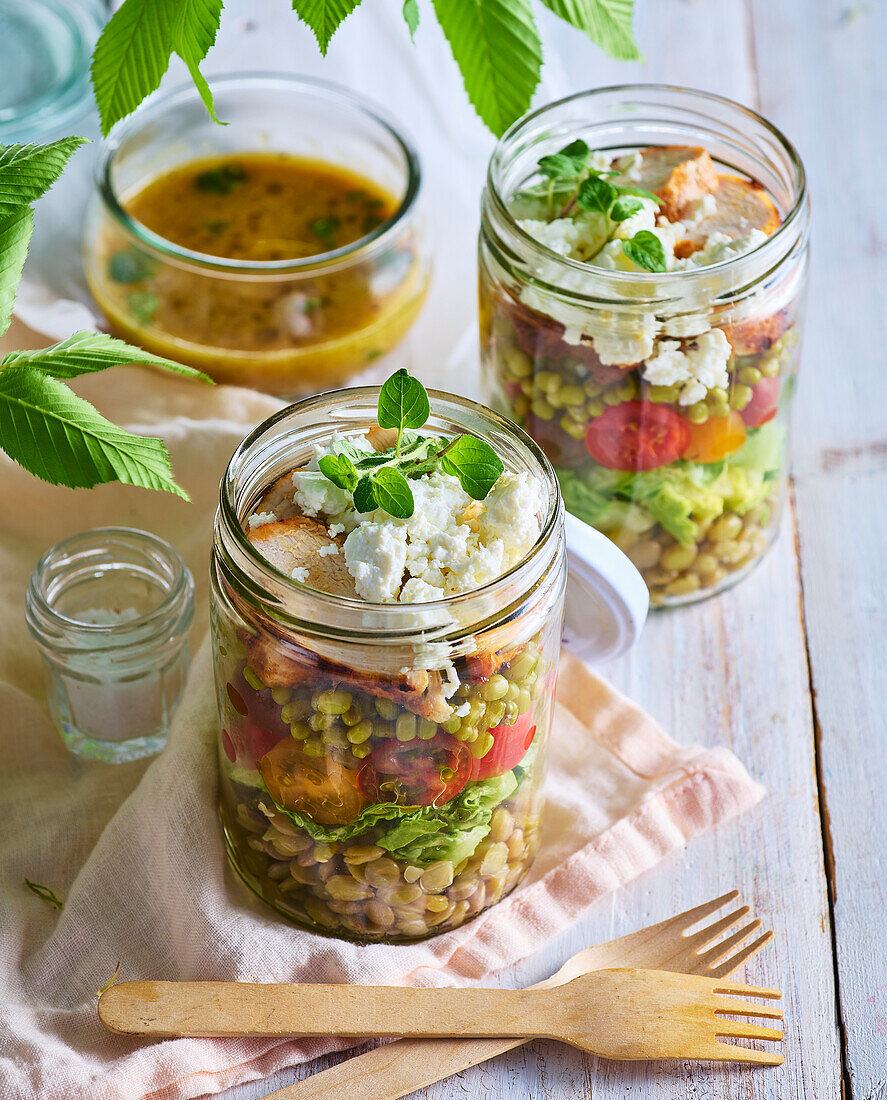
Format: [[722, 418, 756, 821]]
[[98, 981, 540, 1040], [259, 1037, 527, 1100]]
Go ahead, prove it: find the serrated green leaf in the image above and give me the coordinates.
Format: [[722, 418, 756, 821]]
[[371, 466, 415, 518], [0, 365, 188, 497], [0, 138, 88, 213], [403, 0, 420, 39], [0, 206, 34, 338], [538, 0, 641, 61], [1, 331, 213, 382], [431, 0, 542, 137], [172, 0, 224, 125], [292, 0, 362, 54], [90, 0, 177, 137]]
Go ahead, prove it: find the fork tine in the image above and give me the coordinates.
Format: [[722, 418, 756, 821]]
[[702, 1041, 784, 1066], [698, 918, 762, 965], [683, 906, 750, 951], [713, 997, 784, 1020], [715, 1020, 784, 1042], [713, 981, 782, 1000], [669, 889, 741, 931], [707, 930, 775, 979]]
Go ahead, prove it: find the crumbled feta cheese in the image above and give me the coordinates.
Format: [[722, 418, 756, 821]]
[[291, 432, 376, 531], [642, 329, 732, 406], [399, 577, 446, 602], [343, 522, 409, 602], [290, 566, 309, 583], [317, 543, 339, 557], [247, 511, 277, 530], [674, 229, 767, 270], [590, 150, 615, 174], [453, 701, 471, 718], [518, 217, 585, 259], [328, 523, 345, 537]]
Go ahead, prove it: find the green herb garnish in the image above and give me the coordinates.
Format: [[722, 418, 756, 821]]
[[97, 960, 122, 997], [621, 229, 668, 273], [523, 139, 668, 273], [317, 368, 504, 519], [0, 138, 212, 498], [309, 215, 341, 247], [108, 248, 151, 284], [194, 163, 246, 195], [24, 878, 64, 910]]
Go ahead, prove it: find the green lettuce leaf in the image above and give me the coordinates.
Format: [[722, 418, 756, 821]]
[[261, 771, 519, 867]]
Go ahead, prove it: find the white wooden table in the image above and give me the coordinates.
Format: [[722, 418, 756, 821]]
[[9, 0, 883, 1097], [207, 1, 884, 1097]]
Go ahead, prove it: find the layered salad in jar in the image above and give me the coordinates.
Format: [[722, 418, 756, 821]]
[[482, 139, 803, 605], [213, 373, 563, 942]]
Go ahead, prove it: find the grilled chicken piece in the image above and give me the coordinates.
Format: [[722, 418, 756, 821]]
[[247, 516, 356, 598], [244, 631, 454, 722], [676, 174, 781, 256], [617, 145, 719, 222], [723, 308, 790, 356]]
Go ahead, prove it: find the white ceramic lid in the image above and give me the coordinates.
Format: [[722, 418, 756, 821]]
[[562, 510, 649, 665]]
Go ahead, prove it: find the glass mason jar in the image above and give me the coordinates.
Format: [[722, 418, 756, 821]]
[[25, 527, 194, 762], [83, 74, 430, 397], [479, 86, 810, 607], [210, 389, 566, 942]]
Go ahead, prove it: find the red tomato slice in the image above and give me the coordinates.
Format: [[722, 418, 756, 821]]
[[683, 410, 747, 463], [585, 401, 690, 471], [740, 376, 779, 428], [258, 740, 367, 825], [358, 734, 472, 807], [471, 713, 537, 781]]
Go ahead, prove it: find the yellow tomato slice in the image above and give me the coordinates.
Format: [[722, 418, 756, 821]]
[[683, 410, 747, 463], [258, 739, 367, 825]]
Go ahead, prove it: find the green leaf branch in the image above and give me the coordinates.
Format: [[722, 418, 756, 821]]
[[90, 0, 640, 138], [0, 139, 211, 498], [318, 368, 504, 519]]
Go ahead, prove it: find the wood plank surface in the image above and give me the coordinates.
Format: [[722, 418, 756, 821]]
[[749, 0, 887, 1095], [208, 0, 845, 1095]]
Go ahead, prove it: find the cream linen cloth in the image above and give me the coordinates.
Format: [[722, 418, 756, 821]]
[[0, 363, 765, 1100]]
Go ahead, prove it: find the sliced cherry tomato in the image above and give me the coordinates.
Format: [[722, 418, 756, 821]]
[[223, 670, 290, 768], [740, 376, 780, 428], [358, 734, 472, 807], [471, 713, 537, 781], [585, 401, 691, 471], [683, 410, 747, 463], [258, 739, 367, 825]]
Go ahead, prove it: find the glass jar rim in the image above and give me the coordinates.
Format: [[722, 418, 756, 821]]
[[485, 82, 808, 291], [26, 526, 194, 642], [217, 387, 563, 636], [96, 71, 423, 276]]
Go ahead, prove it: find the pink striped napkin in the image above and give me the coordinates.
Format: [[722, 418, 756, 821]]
[[0, 366, 764, 1100]]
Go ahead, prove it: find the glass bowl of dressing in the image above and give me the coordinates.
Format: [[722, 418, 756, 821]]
[[82, 73, 430, 397]]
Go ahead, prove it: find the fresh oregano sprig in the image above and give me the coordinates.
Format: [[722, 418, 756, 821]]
[[318, 368, 504, 520], [523, 139, 668, 273]]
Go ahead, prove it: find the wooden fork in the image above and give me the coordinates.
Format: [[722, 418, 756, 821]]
[[98, 966, 783, 1064], [255, 888, 775, 1100]]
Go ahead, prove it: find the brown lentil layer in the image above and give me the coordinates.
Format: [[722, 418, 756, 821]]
[[223, 789, 542, 942]]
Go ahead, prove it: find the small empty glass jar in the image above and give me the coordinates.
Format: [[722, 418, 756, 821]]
[[25, 528, 194, 763]]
